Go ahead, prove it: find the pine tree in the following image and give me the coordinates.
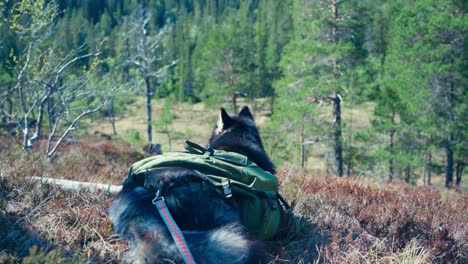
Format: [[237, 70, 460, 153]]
[[380, 0, 466, 186], [272, 0, 368, 173]]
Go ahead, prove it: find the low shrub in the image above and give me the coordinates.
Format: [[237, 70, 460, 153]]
[[0, 137, 466, 263], [276, 167, 467, 263]]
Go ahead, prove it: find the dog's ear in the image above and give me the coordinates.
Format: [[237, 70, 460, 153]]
[[239, 106, 254, 120], [219, 108, 234, 129]]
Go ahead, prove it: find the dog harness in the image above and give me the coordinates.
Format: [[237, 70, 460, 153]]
[[152, 190, 197, 264]]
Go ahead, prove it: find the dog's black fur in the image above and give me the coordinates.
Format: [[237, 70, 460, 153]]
[[109, 106, 273, 263]]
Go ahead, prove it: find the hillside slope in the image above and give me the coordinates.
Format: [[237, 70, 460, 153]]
[[0, 137, 466, 263]]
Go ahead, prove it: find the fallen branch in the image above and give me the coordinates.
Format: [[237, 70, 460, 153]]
[[27, 176, 122, 194]]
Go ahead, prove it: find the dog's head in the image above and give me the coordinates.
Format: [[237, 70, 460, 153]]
[[210, 106, 256, 141], [209, 106, 275, 174]]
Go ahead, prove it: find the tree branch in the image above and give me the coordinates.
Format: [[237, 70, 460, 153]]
[[46, 92, 111, 159], [27, 176, 122, 194]]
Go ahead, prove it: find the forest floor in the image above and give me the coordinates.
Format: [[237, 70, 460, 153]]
[[0, 136, 466, 263], [0, 99, 466, 263]]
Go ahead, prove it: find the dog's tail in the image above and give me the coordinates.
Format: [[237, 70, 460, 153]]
[[186, 224, 263, 263], [123, 220, 261, 263], [109, 187, 263, 263]]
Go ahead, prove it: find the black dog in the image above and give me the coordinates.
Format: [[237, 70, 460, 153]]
[[109, 106, 276, 263]]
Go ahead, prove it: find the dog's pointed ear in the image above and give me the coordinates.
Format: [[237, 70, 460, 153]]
[[239, 106, 254, 120], [219, 108, 233, 128]]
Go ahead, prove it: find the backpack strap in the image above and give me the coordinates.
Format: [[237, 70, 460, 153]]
[[184, 140, 212, 155]]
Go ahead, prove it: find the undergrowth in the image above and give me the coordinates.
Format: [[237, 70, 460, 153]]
[[276, 168, 467, 263], [0, 136, 466, 263]]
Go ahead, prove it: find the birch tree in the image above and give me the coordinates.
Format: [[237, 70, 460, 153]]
[[6, 0, 112, 159]]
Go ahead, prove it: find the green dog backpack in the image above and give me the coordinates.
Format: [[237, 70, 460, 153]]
[[123, 141, 301, 240]]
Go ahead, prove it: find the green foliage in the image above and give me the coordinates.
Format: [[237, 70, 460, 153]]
[[0, 0, 466, 185], [269, 0, 368, 170], [156, 97, 174, 133], [124, 129, 143, 146], [156, 97, 175, 150], [362, 0, 467, 182]]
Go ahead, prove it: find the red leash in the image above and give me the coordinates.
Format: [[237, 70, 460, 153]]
[[153, 192, 197, 264]]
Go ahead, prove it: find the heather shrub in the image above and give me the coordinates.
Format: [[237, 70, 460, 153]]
[[277, 167, 467, 263], [0, 136, 143, 185], [0, 135, 466, 263], [0, 177, 126, 263]]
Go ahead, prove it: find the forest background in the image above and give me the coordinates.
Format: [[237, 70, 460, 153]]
[[0, 0, 467, 263], [0, 0, 466, 189]]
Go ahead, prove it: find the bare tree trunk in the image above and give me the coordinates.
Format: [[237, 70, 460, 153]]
[[124, 5, 177, 145], [0, 98, 5, 125], [423, 161, 426, 186], [405, 166, 410, 183], [331, 94, 343, 176], [445, 140, 454, 188], [455, 160, 463, 188], [109, 98, 117, 135], [427, 152, 432, 185], [300, 113, 305, 168], [270, 89, 275, 115], [140, 8, 153, 143], [17, 43, 33, 115], [445, 61, 455, 188], [145, 77, 153, 143], [231, 92, 237, 113], [47, 86, 56, 133], [347, 95, 354, 177], [330, 0, 343, 177], [331, 0, 338, 46], [5, 97, 13, 124], [28, 95, 47, 146], [389, 130, 395, 181], [333, 96, 343, 177]]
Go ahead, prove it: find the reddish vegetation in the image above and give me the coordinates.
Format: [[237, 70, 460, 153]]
[[276, 168, 467, 263], [1, 135, 144, 185], [0, 135, 466, 263]]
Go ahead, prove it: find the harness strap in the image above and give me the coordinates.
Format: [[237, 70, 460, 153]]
[[152, 193, 197, 264]]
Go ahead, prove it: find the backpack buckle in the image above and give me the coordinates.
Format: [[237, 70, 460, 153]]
[[221, 178, 232, 198], [265, 195, 277, 210], [184, 140, 207, 154], [152, 189, 163, 204]]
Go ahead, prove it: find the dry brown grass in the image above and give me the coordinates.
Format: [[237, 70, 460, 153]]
[[0, 176, 126, 263], [1, 136, 143, 185], [0, 132, 466, 263], [274, 167, 467, 263], [87, 97, 282, 153]]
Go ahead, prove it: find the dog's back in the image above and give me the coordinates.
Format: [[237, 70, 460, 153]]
[[110, 106, 270, 263]]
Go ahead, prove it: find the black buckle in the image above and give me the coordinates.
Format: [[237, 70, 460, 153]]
[[265, 195, 277, 210], [206, 146, 214, 156]]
